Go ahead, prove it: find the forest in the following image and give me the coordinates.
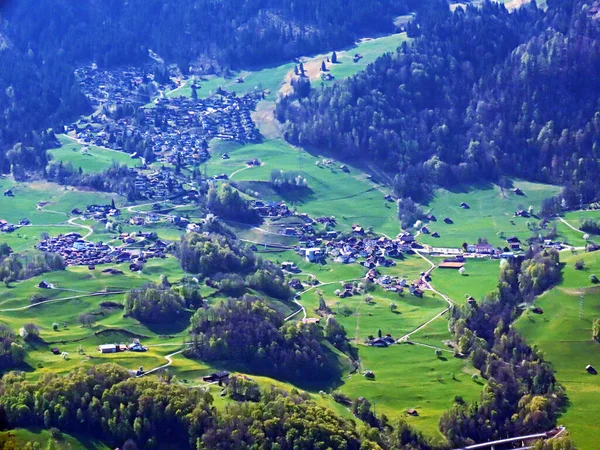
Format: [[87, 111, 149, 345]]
[[277, 0, 600, 206], [185, 296, 339, 385]]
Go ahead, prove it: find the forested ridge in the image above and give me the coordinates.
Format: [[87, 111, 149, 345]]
[[277, 0, 600, 206]]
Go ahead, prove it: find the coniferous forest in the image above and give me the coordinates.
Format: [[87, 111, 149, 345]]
[[277, 0, 600, 207]]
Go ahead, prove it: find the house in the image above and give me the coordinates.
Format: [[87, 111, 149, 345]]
[[475, 244, 494, 254], [506, 236, 520, 244], [586, 365, 597, 375], [203, 371, 230, 384], [221, 153, 230, 159], [444, 217, 453, 224], [98, 344, 117, 354], [513, 188, 524, 196], [407, 409, 419, 416], [460, 202, 470, 209], [421, 226, 430, 234], [128, 341, 148, 352], [51, 347, 61, 355], [289, 279, 304, 290], [369, 338, 389, 348], [304, 247, 323, 262], [432, 231, 440, 238], [39, 280, 53, 289], [281, 261, 298, 272], [3, 190, 13, 197]]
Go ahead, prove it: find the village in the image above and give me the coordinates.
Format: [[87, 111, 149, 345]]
[[34, 231, 168, 269], [70, 65, 264, 169]]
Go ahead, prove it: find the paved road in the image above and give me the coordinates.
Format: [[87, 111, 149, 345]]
[[136, 348, 187, 378]]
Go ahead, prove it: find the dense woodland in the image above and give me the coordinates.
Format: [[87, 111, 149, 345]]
[[441, 248, 564, 446], [277, 0, 600, 206], [186, 296, 339, 385]]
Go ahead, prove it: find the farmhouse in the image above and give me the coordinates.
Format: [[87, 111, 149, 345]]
[[98, 344, 118, 354], [203, 371, 230, 385]]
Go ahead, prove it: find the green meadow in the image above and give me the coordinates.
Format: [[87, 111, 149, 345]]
[[52, 134, 139, 173], [430, 258, 501, 305], [339, 344, 482, 444], [206, 139, 401, 237], [515, 250, 600, 449], [417, 181, 561, 248]]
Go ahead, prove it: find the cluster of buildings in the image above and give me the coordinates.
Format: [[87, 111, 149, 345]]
[[71, 204, 121, 221], [35, 232, 168, 268], [71, 71, 263, 169], [98, 339, 148, 354], [251, 200, 293, 218], [0, 218, 27, 233], [133, 170, 185, 200], [75, 65, 174, 109]]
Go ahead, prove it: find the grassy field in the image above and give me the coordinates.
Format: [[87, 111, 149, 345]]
[[52, 134, 140, 173], [206, 139, 401, 237], [515, 250, 600, 449], [0, 428, 110, 450], [339, 344, 481, 444], [430, 258, 501, 304], [417, 181, 562, 248]]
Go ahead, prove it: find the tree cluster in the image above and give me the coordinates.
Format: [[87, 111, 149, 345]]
[[441, 249, 564, 446], [186, 296, 339, 384], [124, 283, 186, 323]]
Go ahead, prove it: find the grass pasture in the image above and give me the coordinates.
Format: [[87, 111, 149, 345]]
[[53, 134, 139, 173], [0, 428, 110, 450], [515, 250, 600, 449], [207, 139, 401, 236], [430, 258, 500, 305], [339, 344, 482, 444], [417, 181, 561, 248]]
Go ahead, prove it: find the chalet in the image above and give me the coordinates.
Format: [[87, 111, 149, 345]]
[[431, 232, 440, 238], [513, 188, 524, 196], [203, 371, 230, 385], [421, 226, 430, 234], [369, 338, 389, 348], [586, 365, 597, 375], [506, 236, 520, 244], [289, 279, 304, 290], [280, 261, 298, 272], [340, 164, 349, 172], [98, 344, 117, 354], [3, 190, 13, 197], [467, 296, 477, 306], [444, 217, 453, 224], [407, 409, 419, 416], [19, 218, 30, 226], [128, 340, 148, 352], [51, 347, 61, 355], [39, 280, 53, 289], [410, 286, 423, 298], [384, 194, 394, 202], [475, 244, 494, 254], [514, 210, 530, 218], [460, 202, 470, 209], [425, 214, 437, 222]]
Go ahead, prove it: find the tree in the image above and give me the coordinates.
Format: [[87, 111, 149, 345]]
[[78, 313, 96, 328], [575, 259, 585, 270], [435, 349, 442, 358], [21, 323, 40, 341], [593, 319, 600, 342], [331, 51, 338, 63], [320, 61, 327, 72], [389, 302, 397, 312]]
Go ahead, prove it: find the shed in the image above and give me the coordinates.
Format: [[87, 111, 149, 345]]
[[407, 408, 419, 416]]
